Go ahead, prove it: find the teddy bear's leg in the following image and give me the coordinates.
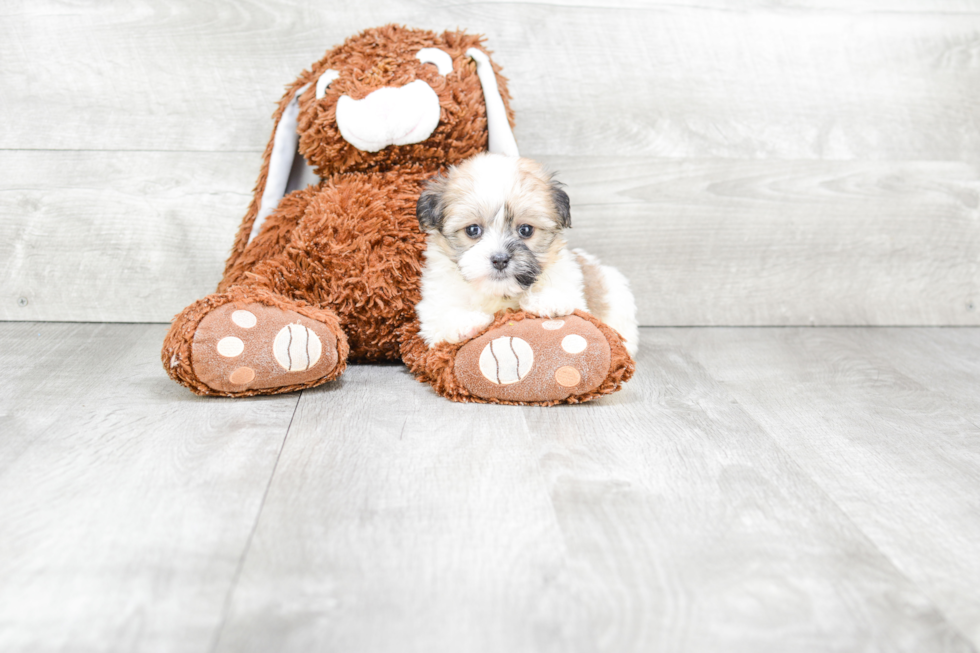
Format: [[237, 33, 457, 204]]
[[163, 187, 351, 397], [163, 284, 349, 397], [400, 310, 634, 406]]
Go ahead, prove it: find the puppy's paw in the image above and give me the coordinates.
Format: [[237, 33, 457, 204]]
[[423, 310, 495, 346], [519, 293, 578, 319], [451, 311, 496, 343]]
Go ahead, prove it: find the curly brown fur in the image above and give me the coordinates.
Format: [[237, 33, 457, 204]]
[[223, 25, 514, 279], [220, 168, 430, 361], [165, 24, 633, 404]]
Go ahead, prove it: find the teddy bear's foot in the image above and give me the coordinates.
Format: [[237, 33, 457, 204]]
[[189, 302, 342, 394], [453, 315, 613, 403]]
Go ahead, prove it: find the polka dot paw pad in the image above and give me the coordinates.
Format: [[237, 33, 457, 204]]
[[454, 315, 612, 403], [191, 303, 339, 393]]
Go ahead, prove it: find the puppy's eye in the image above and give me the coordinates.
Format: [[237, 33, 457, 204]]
[[465, 224, 483, 238], [518, 224, 534, 239]]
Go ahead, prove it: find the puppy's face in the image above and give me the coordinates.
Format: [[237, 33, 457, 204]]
[[417, 154, 571, 297]]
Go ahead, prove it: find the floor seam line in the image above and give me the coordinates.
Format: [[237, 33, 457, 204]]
[[682, 337, 980, 647], [207, 391, 303, 653], [748, 412, 980, 649]]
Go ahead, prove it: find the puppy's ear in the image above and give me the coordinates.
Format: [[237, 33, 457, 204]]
[[417, 176, 446, 232], [550, 179, 571, 229]]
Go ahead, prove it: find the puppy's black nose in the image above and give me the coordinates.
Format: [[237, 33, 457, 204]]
[[491, 253, 511, 270]]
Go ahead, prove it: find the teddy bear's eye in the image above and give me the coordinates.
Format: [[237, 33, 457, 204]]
[[518, 224, 534, 239], [465, 224, 483, 238], [415, 48, 453, 75], [315, 69, 340, 99]]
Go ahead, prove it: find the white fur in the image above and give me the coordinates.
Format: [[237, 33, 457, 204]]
[[416, 153, 639, 355], [417, 243, 640, 355], [249, 82, 311, 243], [448, 156, 522, 216], [573, 249, 639, 356], [518, 249, 588, 318], [416, 245, 498, 345]]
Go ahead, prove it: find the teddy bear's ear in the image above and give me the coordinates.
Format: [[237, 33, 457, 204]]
[[246, 82, 319, 245], [467, 48, 519, 158], [224, 82, 318, 278]]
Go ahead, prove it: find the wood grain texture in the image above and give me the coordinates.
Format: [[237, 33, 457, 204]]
[[212, 331, 974, 653], [667, 326, 980, 646], [548, 156, 980, 326], [868, 328, 980, 425], [0, 322, 298, 653], [4, 0, 980, 324], [0, 150, 255, 322], [4, 151, 977, 326], [4, 322, 980, 651], [5, 1, 980, 159], [212, 366, 569, 653]]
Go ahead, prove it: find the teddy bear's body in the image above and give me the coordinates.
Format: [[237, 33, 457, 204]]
[[220, 166, 432, 361], [163, 25, 634, 405]]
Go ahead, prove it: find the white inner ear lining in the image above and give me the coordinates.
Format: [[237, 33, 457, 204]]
[[416, 48, 453, 75], [466, 48, 520, 157], [249, 48, 516, 244], [249, 82, 311, 244], [316, 69, 340, 99]]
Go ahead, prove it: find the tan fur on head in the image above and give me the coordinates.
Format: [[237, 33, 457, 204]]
[[417, 154, 570, 298], [415, 153, 586, 347], [414, 153, 639, 355]]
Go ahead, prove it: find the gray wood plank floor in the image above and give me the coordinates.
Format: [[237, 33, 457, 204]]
[[2, 322, 978, 652]]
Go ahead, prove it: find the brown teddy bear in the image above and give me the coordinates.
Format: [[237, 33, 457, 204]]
[[162, 25, 634, 405]]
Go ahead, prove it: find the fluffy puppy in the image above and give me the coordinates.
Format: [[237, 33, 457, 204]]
[[415, 153, 639, 355]]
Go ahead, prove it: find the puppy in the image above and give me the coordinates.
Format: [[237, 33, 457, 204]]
[[415, 153, 638, 356]]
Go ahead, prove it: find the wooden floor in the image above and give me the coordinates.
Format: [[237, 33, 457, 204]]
[[1, 322, 978, 653]]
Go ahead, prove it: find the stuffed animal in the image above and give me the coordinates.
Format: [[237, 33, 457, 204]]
[[162, 25, 635, 405]]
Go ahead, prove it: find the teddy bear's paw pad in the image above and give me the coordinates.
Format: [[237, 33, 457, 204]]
[[454, 315, 611, 403], [191, 303, 338, 393]]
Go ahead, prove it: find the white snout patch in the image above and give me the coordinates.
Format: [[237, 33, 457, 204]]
[[456, 230, 526, 298], [335, 80, 441, 152], [479, 336, 534, 385]]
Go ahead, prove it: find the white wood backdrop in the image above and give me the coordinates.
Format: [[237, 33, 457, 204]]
[[2, 0, 979, 325]]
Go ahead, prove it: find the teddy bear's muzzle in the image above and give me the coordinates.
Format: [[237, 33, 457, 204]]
[[335, 80, 442, 153]]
